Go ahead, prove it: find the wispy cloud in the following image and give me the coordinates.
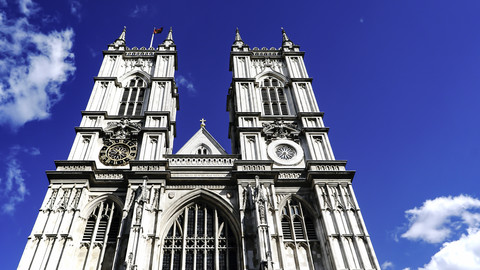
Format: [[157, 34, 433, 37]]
[[176, 75, 196, 95], [402, 195, 480, 270], [129, 4, 148, 18], [17, 0, 38, 16], [381, 261, 394, 270], [0, 4, 75, 129], [0, 146, 39, 214], [69, 0, 81, 20]]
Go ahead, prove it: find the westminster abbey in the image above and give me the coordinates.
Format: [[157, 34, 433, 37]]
[[19, 28, 380, 270]]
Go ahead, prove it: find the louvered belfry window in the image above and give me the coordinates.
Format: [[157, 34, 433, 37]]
[[162, 202, 238, 270], [81, 201, 121, 244], [260, 77, 289, 116], [281, 198, 317, 241], [118, 77, 146, 116]]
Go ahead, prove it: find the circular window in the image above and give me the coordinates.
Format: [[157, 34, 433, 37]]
[[275, 144, 296, 160], [267, 139, 304, 165]]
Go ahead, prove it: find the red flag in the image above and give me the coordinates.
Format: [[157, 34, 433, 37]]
[[153, 27, 163, 34]]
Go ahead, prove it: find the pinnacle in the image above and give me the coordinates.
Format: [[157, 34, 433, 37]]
[[235, 28, 243, 41], [232, 28, 245, 47], [281, 27, 289, 42], [161, 27, 175, 47]]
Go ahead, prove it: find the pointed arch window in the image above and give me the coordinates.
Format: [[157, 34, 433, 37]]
[[281, 198, 317, 241], [260, 77, 289, 116], [281, 198, 320, 269], [82, 201, 121, 243], [81, 201, 122, 269], [119, 77, 146, 116], [162, 202, 238, 270]]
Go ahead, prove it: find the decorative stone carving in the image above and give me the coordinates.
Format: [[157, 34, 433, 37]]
[[72, 188, 82, 208], [104, 118, 142, 140], [238, 165, 268, 171], [95, 173, 124, 180], [57, 166, 91, 171], [169, 157, 236, 166], [278, 172, 302, 179], [47, 189, 58, 210], [262, 120, 300, 143], [243, 184, 254, 210], [132, 165, 164, 171]]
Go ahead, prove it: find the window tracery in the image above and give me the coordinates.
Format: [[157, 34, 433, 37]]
[[119, 77, 146, 116], [162, 202, 237, 270], [260, 77, 289, 116], [81, 201, 121, 244], [281, 198, 319, 268]]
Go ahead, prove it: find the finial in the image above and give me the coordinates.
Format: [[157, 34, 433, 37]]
[[281, 27, 289, 41], [200, 118, 206, 128], [166, 27, 173, 40]]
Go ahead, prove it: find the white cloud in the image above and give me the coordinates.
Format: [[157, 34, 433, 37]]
[[381, 261, 394, 270], [69, 0, 81, 19], [402, 195, 480, 270], [0, 10, 75, 129], [130, 4, 148, 18], [17, 0, 38, 16], [0, 146, 39, 214], [401, 195, 480, 243], [420, 229, 480, 270], [177, 75, 197, 94]]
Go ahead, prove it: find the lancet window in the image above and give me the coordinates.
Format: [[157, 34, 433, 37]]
[[260, 77, 289, 116], [119, 77, 146, 116], [82, 201, 121, 243], [281, 198, 319, 269], [80, 200, 121, 270], [162, 202, 237, 270]]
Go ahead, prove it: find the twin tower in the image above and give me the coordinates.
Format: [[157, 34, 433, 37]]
[[19, 28, 380, 270]]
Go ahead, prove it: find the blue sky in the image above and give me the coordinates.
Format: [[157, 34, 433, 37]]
[[1, 0, 480, 269]]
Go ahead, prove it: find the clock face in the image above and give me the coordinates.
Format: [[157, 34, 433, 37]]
[[99, 139, 137, 166]]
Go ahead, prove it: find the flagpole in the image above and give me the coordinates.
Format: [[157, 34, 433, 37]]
[[149, 27, 155, 48]]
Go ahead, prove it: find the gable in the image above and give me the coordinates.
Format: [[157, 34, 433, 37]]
[[176, 127, 228, 155]]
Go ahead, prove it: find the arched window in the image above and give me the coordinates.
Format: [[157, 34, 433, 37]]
[[81, 200, 122, 269], [260, 77, 289, 116], [162, 202, 237, 270], [196, 145, 210, 155], [281, 198, 317, 241], [281, 198, 319, 269], [119, 77, 146, 116]]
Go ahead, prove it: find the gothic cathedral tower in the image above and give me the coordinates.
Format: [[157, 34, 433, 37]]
[[19, 28, 380, 270]]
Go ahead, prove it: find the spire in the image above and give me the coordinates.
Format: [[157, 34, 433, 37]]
[[235, 28, 242, 42], [281, 27, 294, 49], [161, 27, 175, 47], [232, 28, 245, 48], [119, 26, 126, 41], [281, 27, 289, 42], [113, 26, 126, 47]]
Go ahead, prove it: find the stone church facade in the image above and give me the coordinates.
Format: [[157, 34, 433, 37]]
[[18, 28, 380, 270]]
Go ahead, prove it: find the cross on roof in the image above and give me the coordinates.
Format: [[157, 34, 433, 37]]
[[200, 118, 206, 128]]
